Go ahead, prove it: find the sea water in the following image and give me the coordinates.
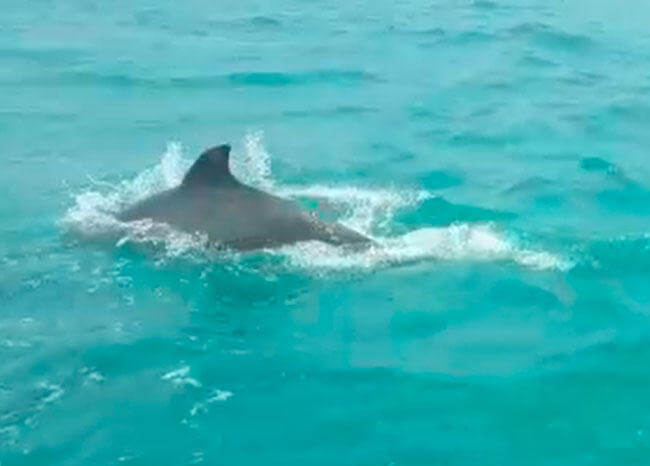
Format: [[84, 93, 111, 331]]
[[1, 0, 650, 464]]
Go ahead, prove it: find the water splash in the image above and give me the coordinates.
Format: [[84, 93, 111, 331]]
[[62, 142, 199, 258], [230, 130, 274, 189], [62, 132, 571, 272], [274, 223, 570, 273]]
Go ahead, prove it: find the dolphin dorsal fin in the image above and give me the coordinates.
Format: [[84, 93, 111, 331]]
[[182, 144, 235, 188]]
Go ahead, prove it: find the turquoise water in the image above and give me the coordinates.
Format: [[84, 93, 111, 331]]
[[2, 0, 650, 464]]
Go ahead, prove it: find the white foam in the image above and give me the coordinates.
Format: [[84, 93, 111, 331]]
[[190, 389, 233, 417], [273, 223, 570, 273], [161, 366, 202, 388], [277, 184, 432, 233], [61, 132, 570, 272], [0, 425, 20, 447], [81, 368, 105, 384], [61, 142, 205, 260], [207, 389, 233, 403], [38, 382, 64, 405], [230, 130, 274, 189], [161, 366, 190, 380]]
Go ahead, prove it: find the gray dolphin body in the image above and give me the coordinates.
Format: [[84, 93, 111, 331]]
[[118, 144, 371, 250]]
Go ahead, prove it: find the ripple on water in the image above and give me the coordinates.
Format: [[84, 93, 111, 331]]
[[227, 70, 381, 87], [8, 69, 381, 89], [506, 22, 595, 52]]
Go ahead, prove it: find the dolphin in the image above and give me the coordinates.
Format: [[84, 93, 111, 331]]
[[117, 144, 372, 250]]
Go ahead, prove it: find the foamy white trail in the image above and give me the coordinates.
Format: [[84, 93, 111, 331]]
[[276, 224, 569, 272], [62, 132, 571, 271]]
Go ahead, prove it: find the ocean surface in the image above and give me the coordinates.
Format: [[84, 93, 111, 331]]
[[2, 0, 650, 464]]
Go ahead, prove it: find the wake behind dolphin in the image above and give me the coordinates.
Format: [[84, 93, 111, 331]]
[[118, 144, 371, 250]]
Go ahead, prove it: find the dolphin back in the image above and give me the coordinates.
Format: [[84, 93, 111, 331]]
[[116, 144, 373, 250]]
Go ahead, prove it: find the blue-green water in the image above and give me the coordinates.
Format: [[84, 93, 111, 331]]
[[2, 0, 650, 464]]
